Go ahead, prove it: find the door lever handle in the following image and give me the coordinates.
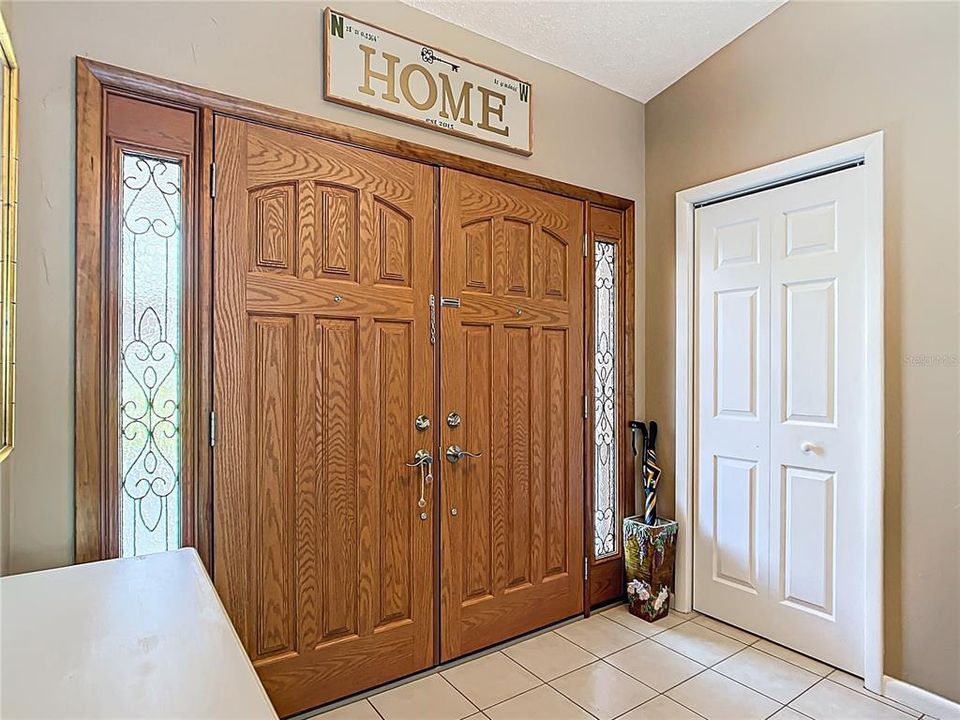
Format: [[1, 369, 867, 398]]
[[406, 450, 433, 508], [445, 445, 482, 464], [405, 449, 433, 467]]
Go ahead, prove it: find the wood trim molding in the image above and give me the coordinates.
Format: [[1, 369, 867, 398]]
[[584, 202, 636, 609], [78, 58, 631, 210], [75, 58, 104, 564], [75, 56, 635, 590], [75, 59, 212, 567]]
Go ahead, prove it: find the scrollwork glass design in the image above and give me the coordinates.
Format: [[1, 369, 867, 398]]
[[594, 241, 617, 559], [119, 153, 182, 558]]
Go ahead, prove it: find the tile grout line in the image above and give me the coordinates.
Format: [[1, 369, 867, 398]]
[[783, 676, 918, 720], [545, 624, 675, 680], [502, 630, 657, 720], [544, 682, 609, 720], [434, 672, 483, 716], [710, 643, 822, 707], [596, 658, 713, 720], [366, 697, 387, 720], [658, 664, 791, 720], [785, 677, 833, 718], [582, 615, 921, 720], [781, 683, 820, 720], [539, 630, 604, 667], [826, 671, 925, 717], [341, 611, 923, 720], [554, 614, 748, 717], [641, 635, 806, 712], [498, 648, 551, 683], [751, 641, 835, 677], [482, 679, 604, 720], [617, 661, 713, 720], [646, 626, 746, 667], [553, 629, 645, 662], [602, 608, 699, 638], [550, 613, 869, 719], [605, 650, 709, 697], [332, 613, 594, 718], [658, 615, 837, 681], [821, 676, 921, 718], [691, 615, 764, 646], [453, 651, 549, 714]]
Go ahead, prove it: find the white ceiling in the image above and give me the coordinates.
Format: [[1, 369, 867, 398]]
[[402, 1, 786, 103]]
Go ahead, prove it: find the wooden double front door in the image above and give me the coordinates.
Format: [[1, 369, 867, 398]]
[[213, 117, 584, 716]]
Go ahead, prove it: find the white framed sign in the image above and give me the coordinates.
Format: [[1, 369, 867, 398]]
[[323, 8, 533, 156]]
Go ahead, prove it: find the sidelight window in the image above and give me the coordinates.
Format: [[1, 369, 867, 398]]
[[593, 240, 618, 559], [118, 153, 183, 557], [75, 87, 205, 566], [586, 203, 633, 612]]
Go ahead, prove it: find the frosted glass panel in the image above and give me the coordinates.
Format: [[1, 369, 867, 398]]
[[119, 153, 182, 558], [593, 241, 617, 558]]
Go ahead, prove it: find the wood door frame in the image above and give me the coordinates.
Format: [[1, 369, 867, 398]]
[[78, 59, 630, 209], [75, 57, 635, 614], [673, 132, 884, 691], [75, 66, 214, 567], [583, 202, 636, 611]]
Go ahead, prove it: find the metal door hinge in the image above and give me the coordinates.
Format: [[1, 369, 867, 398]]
[[584, 557, 588, 580], [210, 162, 217, 198], [583, 232, 589, 258], [429, 294, 436, 345], [209, 411, 217, 447], [583, 394, 589, 419]]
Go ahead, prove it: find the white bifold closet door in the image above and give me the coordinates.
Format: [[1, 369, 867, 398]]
[[694, 166, 867, 674]]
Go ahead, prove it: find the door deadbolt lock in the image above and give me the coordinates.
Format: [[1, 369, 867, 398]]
[[415, 414, 430, 431], [446, 412, 461, 428]]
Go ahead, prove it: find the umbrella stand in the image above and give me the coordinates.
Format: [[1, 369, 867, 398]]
[[624, 419, 679, 622]]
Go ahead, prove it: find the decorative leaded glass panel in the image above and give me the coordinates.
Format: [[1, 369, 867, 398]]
[[119, 153, 183, 558], [594, 241, 617, 559]]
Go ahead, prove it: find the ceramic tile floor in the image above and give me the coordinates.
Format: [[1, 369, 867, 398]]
[[313, 605, 934, 720]]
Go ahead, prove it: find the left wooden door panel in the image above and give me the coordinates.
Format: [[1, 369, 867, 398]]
[[213, 117, 436, 716]]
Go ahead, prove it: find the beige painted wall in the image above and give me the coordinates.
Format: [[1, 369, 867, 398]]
[[645, 0, 959, 701], [2, 2, 644, 572]]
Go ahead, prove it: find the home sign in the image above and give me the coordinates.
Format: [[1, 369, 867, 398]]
[[324, 8, 533, 155]]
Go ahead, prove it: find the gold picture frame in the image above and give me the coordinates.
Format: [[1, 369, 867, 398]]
[[0, 12, 17, 462]]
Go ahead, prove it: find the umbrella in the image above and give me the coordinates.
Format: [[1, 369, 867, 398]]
[[628, 420, 661, 525], [642, 421, 662, 525]]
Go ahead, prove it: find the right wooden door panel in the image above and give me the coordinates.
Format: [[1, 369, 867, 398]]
[[439, 169, 585, 660]]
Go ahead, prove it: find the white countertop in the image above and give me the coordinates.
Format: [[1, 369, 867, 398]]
[[1, 548, 277, 720]]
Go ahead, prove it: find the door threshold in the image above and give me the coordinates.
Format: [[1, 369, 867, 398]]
[[292, 611, 592, 720]]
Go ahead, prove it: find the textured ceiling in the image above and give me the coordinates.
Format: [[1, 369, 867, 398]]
[[401, 1, 785, 102]]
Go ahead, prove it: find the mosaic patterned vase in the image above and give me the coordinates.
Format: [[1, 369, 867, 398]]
[[623, 516, 678, 622]]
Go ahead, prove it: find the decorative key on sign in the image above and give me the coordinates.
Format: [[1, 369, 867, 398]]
[[421, 47, 460, 72]]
